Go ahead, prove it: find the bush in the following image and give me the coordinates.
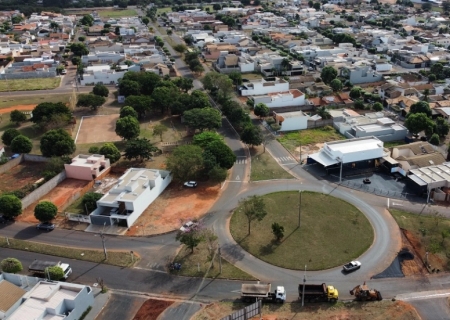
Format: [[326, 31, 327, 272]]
[[265, 117, 276, 125], [1, 258, 23, 273], [88, 146, 100, 153], [81, 192, 103, 214], [45, 266, 64, 280], [270, 123, 281, 131]]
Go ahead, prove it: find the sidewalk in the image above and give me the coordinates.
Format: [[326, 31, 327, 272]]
[[85, 288, 110, 320]]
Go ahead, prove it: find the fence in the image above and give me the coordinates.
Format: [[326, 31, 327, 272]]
[[21, 171, 67, 209], [220, 300, 261, 320], [306, 119, 334, 129], [65, 212, 91, 223], [0, 154, 23, 174]]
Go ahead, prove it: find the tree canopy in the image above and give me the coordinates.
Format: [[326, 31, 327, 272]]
[[240, 195, 267, 235], [404, 113, 435, 135], [70, 43, 89, 56], [254, 103, 270, 118], [124, 138, 159, 162], [82, 192, 103, 213], [0, 195, 22, 219], [10, 110, 27, 125], [192, 131, 223, 148], [34, 201, 58, 222], [205, 140, 236, 169], [124, 95, 153, 119], [153, 124, 168, 141], [45, 266, 64, 280], [409, 101, 432, 118], [119, 79, 141, 96], [183, 108, 222, 132], [120, 106, 138, 119], [76, 94, 106, 110], [115, 116, 140, 140], [330, 78, 343, 92], [202, 72, 234, 101], [99, 143, 121, 163], [1, 128, 21, 146], [10, 135, 32, 154], [320, 66, 338, 85], [240, 124, 263, 147], [166, 145, 204, 182], [32, 102, 71, 125], [92, 83, 109, 97], [40, 129, 76, 157], [0, 258, 23, 273]]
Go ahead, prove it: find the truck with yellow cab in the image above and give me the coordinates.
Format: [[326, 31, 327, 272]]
[[298, 283, 339, 302]]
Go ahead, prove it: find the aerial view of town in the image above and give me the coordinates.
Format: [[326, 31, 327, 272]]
[[1, 0, 450, 318]]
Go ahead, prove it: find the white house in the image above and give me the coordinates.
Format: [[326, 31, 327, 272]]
[[89, 168, 172, 228], [80, 65, 125, 85], [64, 154, 110, 181], [240, 78, 289, 96], [273, 110, 309, 131], [81, 52, 124, 64], [252, 89, 305, 108]]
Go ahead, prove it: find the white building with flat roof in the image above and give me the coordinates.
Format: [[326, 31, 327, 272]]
[[64, 154, 110, 180]]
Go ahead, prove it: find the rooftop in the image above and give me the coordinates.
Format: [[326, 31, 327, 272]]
[[0, 280, 26, 313], [326, 137, 384, 155]]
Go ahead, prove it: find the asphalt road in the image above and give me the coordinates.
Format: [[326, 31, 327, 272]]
[[410, 298, 450, 320]]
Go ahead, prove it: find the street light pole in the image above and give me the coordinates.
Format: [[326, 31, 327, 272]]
[[298, 190, 302, 228], [301, 264, 307, 307]]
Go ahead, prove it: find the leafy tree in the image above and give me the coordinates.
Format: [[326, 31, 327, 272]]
[[173, 77, 193, 92], [183, 90, 211, 110], [142, 17, 150, 25], [373, 102, 383, 111], [320, 66, 338, 85], [32, 102, 71, 125], [354, 99, 365, 110], [193, 131, 223, 148], [70, 43, 89, 56], [205, 140, 236, 169], [0, 258, 23, 273], [202, 72, 234, 101], [228, 71, 242, 86], [428, 74, 436, 82], [124, 95, 153, 119], [409, 101, 432, 117], [313, 2, 321, 10], [183, 108, 222, 132], [436, 117, 450, 137], [330, 78, 343, 92], [121, 71, 161, 95], [71, 56, 81, 66], [404, 113, 434, 135], [213, 3, 221, 10], [429, 133, 440, 146], [82, 192, 103, 213], [45, 266, 64, 280], [349, 87, 363, 100], [78, 36, 86, 42], [120, 106, 138, 119], [76, 94, 106, 110], [119, 79, 141, 96], [92, 83, 109, 97], [173, 43, 187, 54], [34, 201, 57, 222], [208, 166, 228, 184], [240, 195, 267, 235], [241, 124, 263, 147], [10, 135, 32, 154], [40, 129, 75, 157], [166, 145, 204, 182], [88, 146, 99, 153], [176, 225, 204, 253], [422, 2, 432, 10], [254, 103, 270, 118], [99, 143, 121, 163], [308, 0, 313, 6], [1, 128, 20, 146], [0, 195, 22, 219], [272, 222, 285, 241], [115, 116, 140, 140], [80, 14, 94, 26], [124, 138, 158, 162], [317, 106, 331, 119], [153, 124, 168, 141], [118, 0, 128, 8], [10, 110, 27, 125], [151, 86, 179, 114]]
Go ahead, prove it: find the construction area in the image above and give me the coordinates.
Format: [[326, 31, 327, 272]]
[[75, 114, 122, 144]]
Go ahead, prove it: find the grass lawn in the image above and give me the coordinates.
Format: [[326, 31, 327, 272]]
[[242, 73, 263, 81], [390, 209, 450, 271], [98, 9, 137, 18], [230, 191, 373, 270], [0, 78, 61, 92], [0, 94, 70, 108], [66, 196, 86, 215], [277, 127, 345, 155], [250, 145, 294, 181], [18, 124, 44, 154], [0, 236, 138, 268], [172, 242, 257, 280], [384, 140, 406, 148], [156, 7, 172, 14]]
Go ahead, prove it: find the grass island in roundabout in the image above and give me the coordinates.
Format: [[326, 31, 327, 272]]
[[230, 191, 374, 270]]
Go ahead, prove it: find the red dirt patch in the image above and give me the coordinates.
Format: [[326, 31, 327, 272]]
[[19, 178, 89, 224], [0, 104, 35, 114], [133, 299, 174, 320], [400, 229, 427, 276], [0, 161, 47, 193], [126, 184, 221, 236], [75, 114, 122, 144]]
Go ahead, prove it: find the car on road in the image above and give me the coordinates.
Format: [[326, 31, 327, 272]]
[[36, 222, 55, 231], [60, 69, 67, 75], [343, 261, 361, 272], [184, 181, 198, 188], [0, 215, 14, 223], [180, 221, 197, 232]]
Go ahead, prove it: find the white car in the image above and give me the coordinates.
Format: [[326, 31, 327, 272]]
[[180, 221, 197, 232], [184, 181, 198, 188], [343, 261, 362, 272]]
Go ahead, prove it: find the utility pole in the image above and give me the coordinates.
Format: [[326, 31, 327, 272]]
[[218, 246, 222, 274], [100, 231, 107, 260], [301, 265, 307, 307], [298, 190, 302, 228]]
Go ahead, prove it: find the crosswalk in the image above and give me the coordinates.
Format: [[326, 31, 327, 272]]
[[275, 156, 297, 164], [235, 158, 248, 164]]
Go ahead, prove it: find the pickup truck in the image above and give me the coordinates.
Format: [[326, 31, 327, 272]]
[[343, 261, 362, 272], [29, 260, 72, 280]]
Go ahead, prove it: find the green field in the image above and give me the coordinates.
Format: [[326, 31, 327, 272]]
[[231, 191, 373, 270], [0, 78, 61, 92], [0, 94, 70, 108], [98, 9, 138, 18], [250, 147, 294, 181]]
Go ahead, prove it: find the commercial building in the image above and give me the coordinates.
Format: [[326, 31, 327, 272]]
[[408, 162, 450, 202]]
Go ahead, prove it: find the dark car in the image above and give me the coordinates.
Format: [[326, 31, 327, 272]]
[[0, 215, 14, 223], [36, 222, 55, 231]]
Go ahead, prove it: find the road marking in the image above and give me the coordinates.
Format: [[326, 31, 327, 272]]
[[235, 159, 247, 164], [276, 156, 297, 164], [397, 290, 450, 301], [235, 175, 240, 181], [231, 289, 241, 293]]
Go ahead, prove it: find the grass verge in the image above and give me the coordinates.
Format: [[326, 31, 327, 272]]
[[0, 236, 138, 267], [230, 191, 373, 270], [98, 9, 137, 18], [0, 78, 61, 92], [171, 242, 257, 280], [384, 140, 406, 148], [0, 94, 70, 108], [390, 209, 450, 271], [66, 196, 85, 215], [250, 146, 294, 181]]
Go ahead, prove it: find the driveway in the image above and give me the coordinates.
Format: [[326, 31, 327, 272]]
[[96, 292, 147, 320]]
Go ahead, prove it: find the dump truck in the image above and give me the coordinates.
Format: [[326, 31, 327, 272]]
[[350, 282, 382, 301], [241, 282, 286, 303], [29, 260, 72, 280], [298, 283, 339, 302]]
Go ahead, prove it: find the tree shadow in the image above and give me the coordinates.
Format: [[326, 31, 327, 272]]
[[259, 239, 279, 256]]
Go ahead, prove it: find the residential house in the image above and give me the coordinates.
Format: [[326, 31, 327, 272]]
[[80, 65, 124, 85], [0, 275, 26, 319], [89, 168, 172, 228], [435, 107, 450, 122], [340, 64, 384, 85], [252, 89, 306, 109], [203, 43, 239, 60], [64, 154, 110, 181], [273, 110, 310, 131], [240, 77, 290, 96], [82, 52, 125, 64]]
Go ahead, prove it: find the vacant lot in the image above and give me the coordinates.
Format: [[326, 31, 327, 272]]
[[230, 191, 373, 270], [76, 114, 122, 144], [98, 9, 137, 18], [0, 94, 70, 109], [0, 78, 61, 92], [0, 161, 47, 194]]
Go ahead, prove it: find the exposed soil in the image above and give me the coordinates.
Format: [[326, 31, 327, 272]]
[[400, 229, 428, 276], [75, 114, 122, 144], [193, 301, 421, 320], [126, 183, 221, 236], [0, 161, 47, 193], [0, 104, 35, 114], [132, 299, 174, 320]]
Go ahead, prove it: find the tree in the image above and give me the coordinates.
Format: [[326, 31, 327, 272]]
[[173, 44, 187, 55], [410, 101, 432, 117], [0, 195, 22, 219], [317, 106, 331, 119], [405, 113, 435, 135], [115, 116, 140, 140], [213, 3, 221, 10], [373, 102, 383, 111], [349, 87, 362, 99], [193, 131, 223, 148], [183, 108, 222, 132], [80, 14, 94, 26], [308, 0, 313, 6], [151, 86, 179, 114], [166, 145, 204, 182], [272, 222, 285, 241], [10, 135, 32, 154], [40, 129, 75, 157], [124, 138, 159, 162], [330, 78, 343, 92], [320, 66, 338, 85], [142, 17, 150, 25], [32, 102, 71, 125], [124, 95, 153, 119], [99, 143, 121, 163], [429, 133, 440, 146], [436, 117, 450, 137], [241, 124, 263, 147], [119, 79, 141, 96], [205, 140, 236, 169], [71, 56, 81, 66], [10, 110, 27, 125], [82, 192, 103, 214], [118, 0, 128, 8], [176, 225, 204, 253], [428, 74, 437, 82], [34, 201, 57, 222], [92, 83, 109, 97], [172, 77, 194, 93], [76, 94, 106, 110], [240, 195, 267, 235], [78, 36, 86, 42], [422, 2, 432, 11], [70, 43, 89, 56], [1, 128, 20, 146], [89, 146, 99, 153], [120, 106, 138, 119], [228, 71, 242, 86], [313, 2, 321, 10], [0, 258, 22, 273], [45, 266, 64, 280], [254, 103, 270, 118], [202, 72, 234, 101], [153, 124, 168, 141], [443, 0, 450, 11], [208, 166, 228, 184], [354, 99, 365, 110]]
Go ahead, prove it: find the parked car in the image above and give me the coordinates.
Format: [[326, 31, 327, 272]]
[[184, 181, 198, 188], [36, 222, 55, 231], [0, 215, 14, 223], [343, 261, 361, 273], [60, 69, 67, 75], [180, 221, 197, 232]]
